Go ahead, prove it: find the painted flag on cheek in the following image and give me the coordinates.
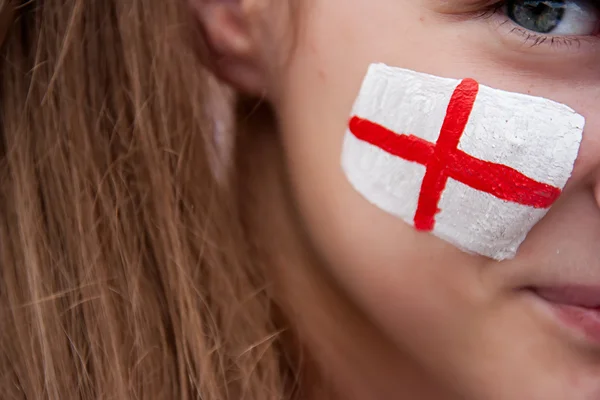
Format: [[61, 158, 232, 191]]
[[341, 64, 585, 261]]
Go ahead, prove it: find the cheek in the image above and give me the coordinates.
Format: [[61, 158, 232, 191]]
[[282, 135, 486, 344], [271, 3, 492, 329]]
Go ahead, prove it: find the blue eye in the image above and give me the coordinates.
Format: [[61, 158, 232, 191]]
[[506, 0, 599, 35]]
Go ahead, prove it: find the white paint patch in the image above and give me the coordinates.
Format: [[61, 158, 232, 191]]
[[341, 63, 584, 260]]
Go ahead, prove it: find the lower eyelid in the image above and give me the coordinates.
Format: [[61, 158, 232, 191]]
[[487, 12, 599, 54]]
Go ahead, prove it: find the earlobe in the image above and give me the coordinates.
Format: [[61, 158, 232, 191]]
[[190, 0, 267, 95]]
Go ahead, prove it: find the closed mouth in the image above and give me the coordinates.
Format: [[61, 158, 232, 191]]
[[527, 286, 600, 345]]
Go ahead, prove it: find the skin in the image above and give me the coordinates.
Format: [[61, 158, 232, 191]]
[[194, 0, 600, 399]]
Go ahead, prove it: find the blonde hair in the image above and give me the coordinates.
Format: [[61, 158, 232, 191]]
[[0, 1, 295, 398]]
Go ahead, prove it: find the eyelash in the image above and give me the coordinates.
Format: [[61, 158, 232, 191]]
[[477, 1, 595, 49]]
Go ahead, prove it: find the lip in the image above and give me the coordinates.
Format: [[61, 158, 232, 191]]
[[534, 286, 600, 309], [529, 286, 600, 345]]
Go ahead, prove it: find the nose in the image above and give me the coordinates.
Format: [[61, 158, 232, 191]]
[[595, 174, 600, 210]]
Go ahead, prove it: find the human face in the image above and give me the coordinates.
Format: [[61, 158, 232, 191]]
[[259, 0, 600, 399]]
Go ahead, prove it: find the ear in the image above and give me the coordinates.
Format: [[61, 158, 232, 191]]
[[190, 0, 267, 95]]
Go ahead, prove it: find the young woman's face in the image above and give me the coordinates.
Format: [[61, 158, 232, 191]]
[[270, 0, 600, 398], [204, 0, 600, 398]]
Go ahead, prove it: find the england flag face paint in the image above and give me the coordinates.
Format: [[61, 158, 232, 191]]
[[341, 64, 585, 261]]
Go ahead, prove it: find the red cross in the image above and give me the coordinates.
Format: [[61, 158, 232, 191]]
[[348, 78, 561, 232]]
